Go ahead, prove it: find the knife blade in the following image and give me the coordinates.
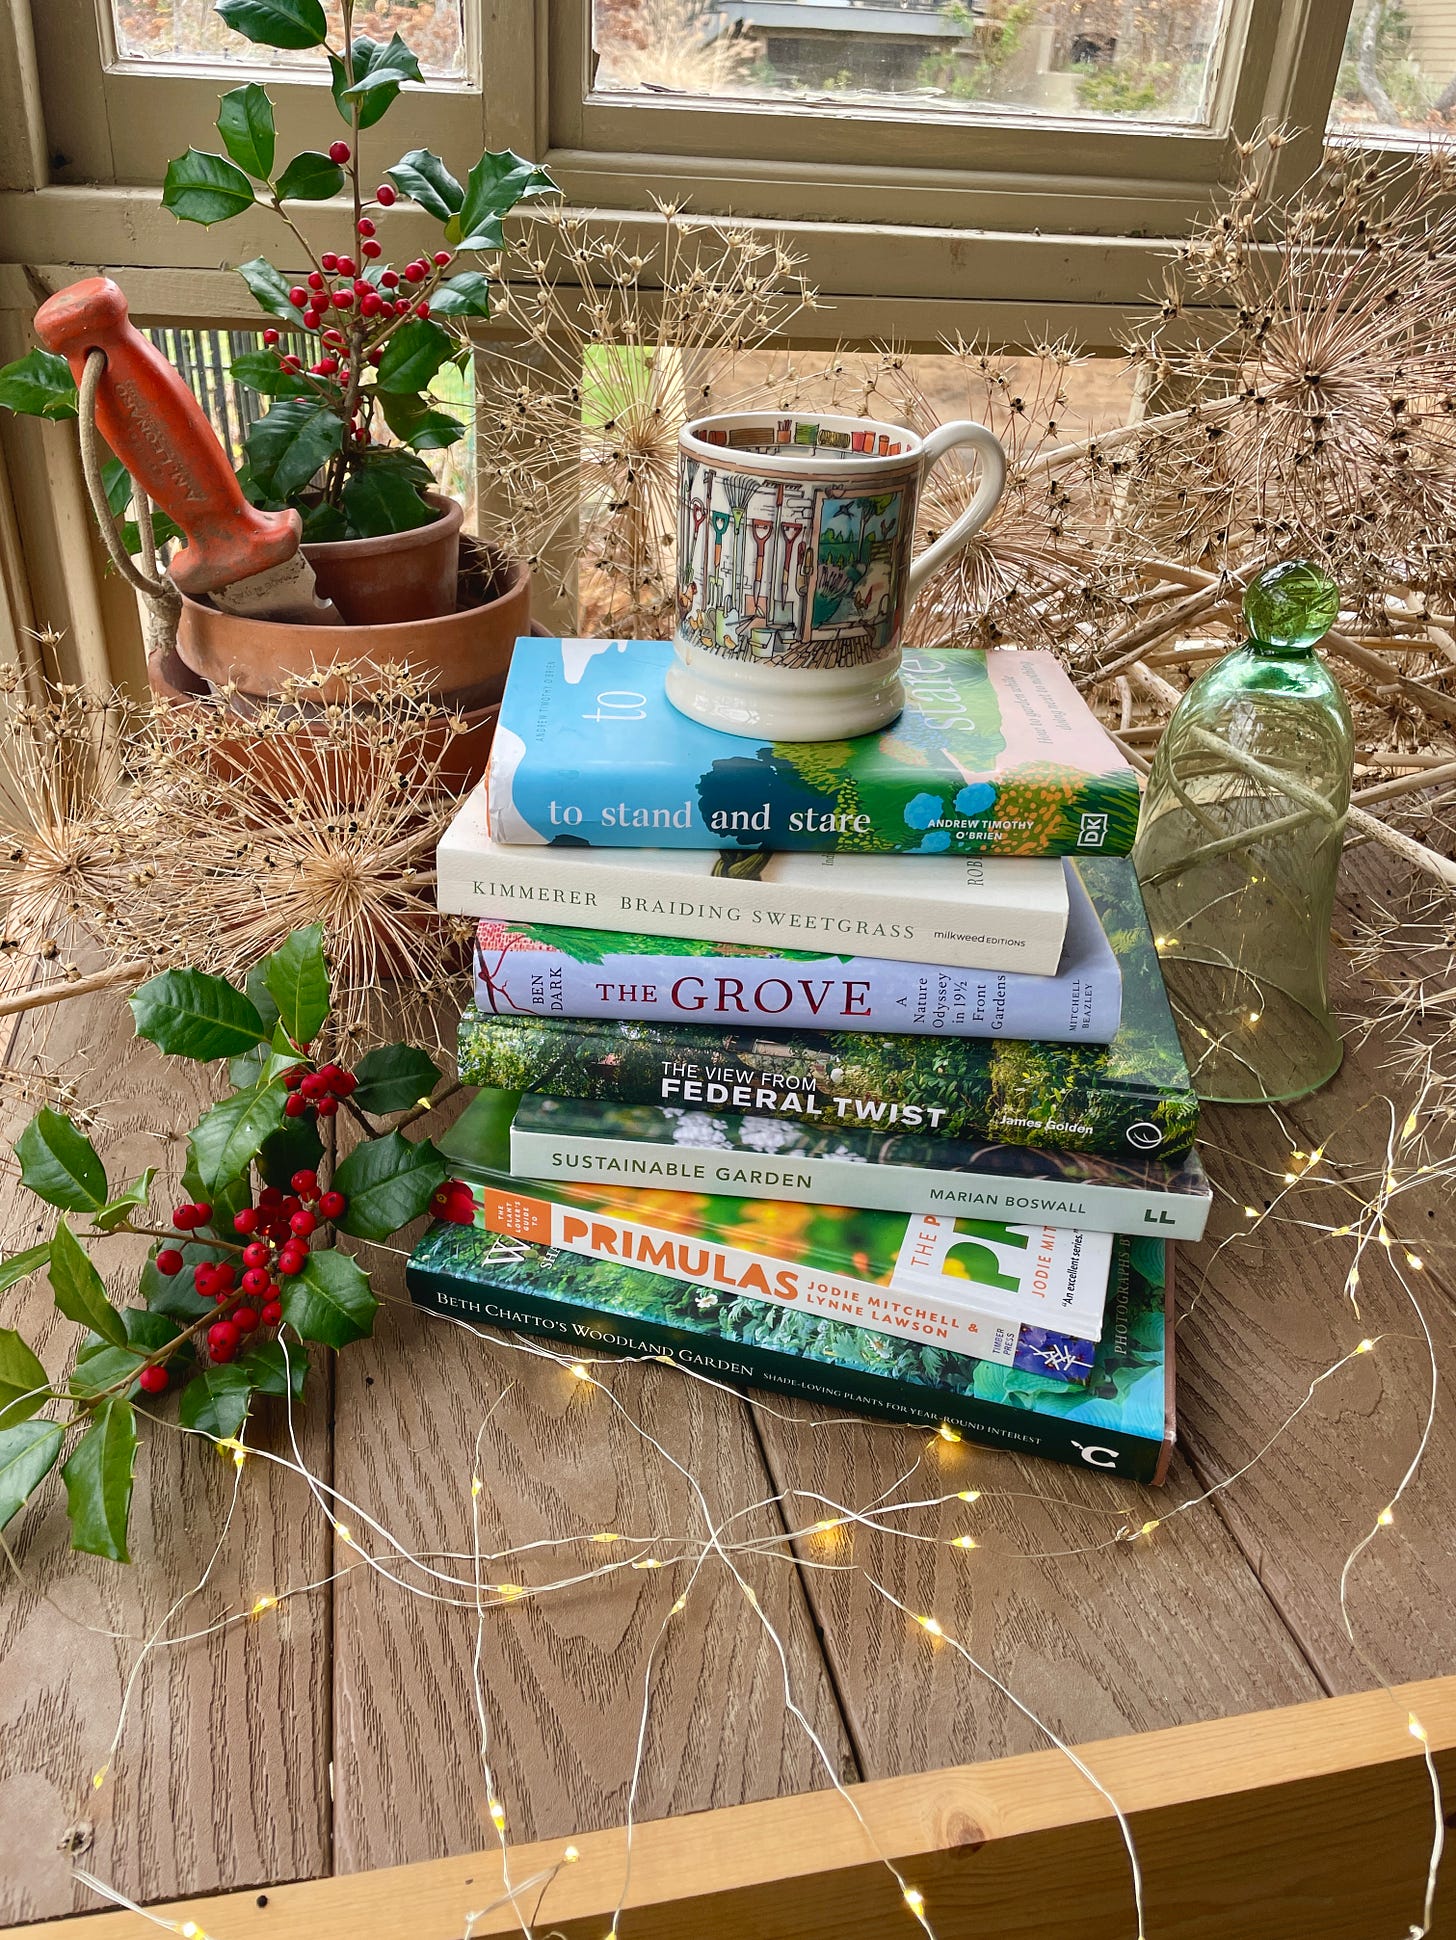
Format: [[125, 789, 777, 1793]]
[[34, 276, 341, 626]]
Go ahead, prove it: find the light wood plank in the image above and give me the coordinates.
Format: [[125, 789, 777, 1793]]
[[0, 992, 332, 1924]]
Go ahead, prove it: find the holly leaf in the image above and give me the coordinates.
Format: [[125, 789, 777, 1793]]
[[216, 0, 327, 50], [163, 147, 257, 225], [257, 1111, 326, 1191], [184, 1165, 253, 1236], [342, 467, 436, 538], [0, 348, 78, 420], [263, 926, 330, 1046], [245, 397, 344, 500], [178, 1365, 256, 1439], [331, 33, 423, 127], [17, 1108, 107, 1213], [61, 1397, 137, 1562], [50, 1219, 126, 1347], [351, 443, 433, 488], [374, 316, 452, 395], [70, 1309, 179, 1401], [275, 150, 346, 203], [142, 1238, 223, 1320], [282, 1248, 377, 1347], [217, 82, 276, 180], [0, 1243, 52, 1295], [0, 1419, 64, 1529], [229, 349, 316, 398], [377, 389, 466, 452], [333, 1132, 446, 1241], [385, 148, 463, 223], [237, 256, 303, 322], [245, 959, 282, 1037], [451, 150, 557, 252], [427, 272, 493, 319], [350, 1043, 441, 1115], [300, 499, 348, 541], [188, 1082, 288, 1196], [90, 1168, 157, 1234], [130, 966, 268, 1061], [0, 1330, 49, 1427], [238, 1337, 307, 1401]]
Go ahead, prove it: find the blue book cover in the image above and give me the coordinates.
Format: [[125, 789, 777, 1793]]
[[487, 639, 1141, 857]]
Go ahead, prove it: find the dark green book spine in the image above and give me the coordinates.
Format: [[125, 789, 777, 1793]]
[[406, 1242, 1172, 1484]]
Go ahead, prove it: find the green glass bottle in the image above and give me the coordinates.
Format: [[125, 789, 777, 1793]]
[[1132, 561, 1353, 1104]]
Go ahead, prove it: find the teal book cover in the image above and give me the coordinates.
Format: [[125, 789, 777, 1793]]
[[457, 858, 1200, 1162], [406, 1217, 1174, 1483], [487, 639, 1141, 857]]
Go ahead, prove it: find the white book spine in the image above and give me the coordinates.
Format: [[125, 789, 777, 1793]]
[[509, 1123, 1211, 1243]]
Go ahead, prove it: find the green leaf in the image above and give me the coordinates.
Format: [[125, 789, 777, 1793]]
[[188, 1081, 289, 1196], [330, 33, 423, 127], [282, 1247, 377, 1348], [245, 958, 281, 1034], [119, 506, 184, 556], [386, 148, 464, 223], [142, 1238, 221, 1320], [257, 1111, 325, 1190], [0, 348, 78, 421], [351, 442, 433, 489], [333, 1132, 446, 1242], [377, 389, 466, 452], [263, 926, 330, 1046], [237, 256, 304, 322], [229, 349, 316, 398], [238, 1337, 306, 1400], [375, 317, 452, 395], [70, 1309, 179, 1400], [50, 1218, 126, 1347], [162, 148, 257, 226], [342, 467, 436, 538], [275, 150, 346, 203], [427, 272, 493, 319], [90, 1167, 157, 1234], [0, 1242, 52, 1295], [61, 1397, 137, 1562], [217, 82, 276, 180], [216, 0, 327, 50], [453, 149, 557, 252], [178, 1365, 256, 1439], [351, 1042, 441, 1115], [101, 455, 135, 519], [0, 1330, 49, 1427], [17, 1108, 107, 1213], [131, 966, 268, 1061], [245, 397, 344, 500], [300, 499, 348, 542], [229, 1043, 270, 1088], [0, 1419, 64, 1529]]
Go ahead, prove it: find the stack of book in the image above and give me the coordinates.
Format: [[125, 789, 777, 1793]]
[[407, 640, 1204, 1484]]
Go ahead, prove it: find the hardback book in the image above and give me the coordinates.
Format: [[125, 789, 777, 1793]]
[[486, 637, 1140, 857], [406, 1219, 1176, 1484], [436, 1090, 1112, 1378], [456, 859, 1200, 1163], [438, 785, 1071, 976], [472, 854, 1122, 1043], [508, 1095, 1212, 1240]]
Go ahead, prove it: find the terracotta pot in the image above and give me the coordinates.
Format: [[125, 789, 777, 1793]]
[[176, 540, 530, 704], [305, 490, 463, 624]]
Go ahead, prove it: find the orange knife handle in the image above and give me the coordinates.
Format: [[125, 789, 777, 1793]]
[[34, 276, 302, 598]]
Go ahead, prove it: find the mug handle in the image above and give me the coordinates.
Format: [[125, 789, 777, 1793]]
[[905, 421, 1008, 602]]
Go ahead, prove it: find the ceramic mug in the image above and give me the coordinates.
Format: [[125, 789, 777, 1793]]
[[669, 409, 1007, 741]]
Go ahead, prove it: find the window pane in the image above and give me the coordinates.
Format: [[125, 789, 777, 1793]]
[[592, 0, 1235, 126], [110, 1, 467, 79], [1329, 0, 1456, 136]]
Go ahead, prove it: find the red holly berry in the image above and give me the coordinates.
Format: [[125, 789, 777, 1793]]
[[214, 1286, 233, 1304], [262, 328, 280, 348], [261, 1299, 283, 1327], [333, 1070, 358, 1098], [316, 1095, 340, 1119], [310, 360, 333, 376], [395, 298, 412, 315], [434, 250, 452, 267], [337, 255, 357, 278], [194, 1262, 217, 1296], [431, 1180, 476, 1224], [285, 1093, 309, 1118], [290, 1209, 317, 1238], [300, 1071, 327, 1100], [212, 1263, 236, 1291], [282, 354, 303, 372], [291, 1169, 318, 1199], [208, 1321, 240, 1363], [138, 1365, 169, 1395], [173, 1202, 201, 1229], [333, 288, 354, 310], [367, 348, 383, 366], [283, 1064, 304, 1090], [233, 1306, 259, 1334], [231, 1209, 257, 1236], [321, 251, 339, 272], [404, 261, 426, 283], [260, 1186, 283, 1209], [355, 215, 376, 236], [329, 139, 352, 164], [241, 1244, 268, 1273], [289, 285, 309, 308], [155, 1247, 183, 1276], [380, 268, 400, 288], [307, 270, 325, 291], [360, 290, 384, 317], [242, 1267, 270, 1297], [415, 301, 431, 319], [361, 238, 382, 260], [319, 1189, 347, 1219], [277, 1247, 306, 1277], [376, 182, 397, 205]]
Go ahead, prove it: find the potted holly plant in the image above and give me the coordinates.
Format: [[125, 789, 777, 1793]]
[[0, 0, 555, 702]]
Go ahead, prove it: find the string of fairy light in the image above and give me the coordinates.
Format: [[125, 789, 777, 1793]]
[[2, 1102, 1450, 1940]]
